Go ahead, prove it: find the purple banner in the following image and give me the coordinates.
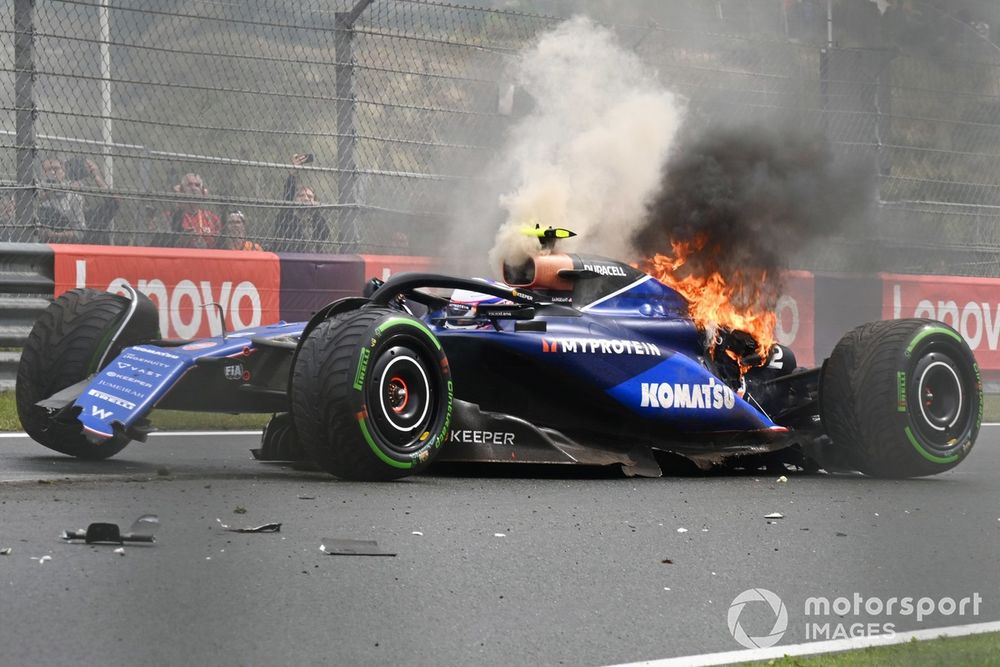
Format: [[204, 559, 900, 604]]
[[278, 253, 364, 323]]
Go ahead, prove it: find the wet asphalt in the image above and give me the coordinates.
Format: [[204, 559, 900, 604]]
[[0, 428, 998, 666]]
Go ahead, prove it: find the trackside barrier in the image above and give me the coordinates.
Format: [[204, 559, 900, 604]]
[[3, 242, 1000, 391], [0, 244, 55, 294], [0, 244, 458, 388], [0, 244, 55, 390]]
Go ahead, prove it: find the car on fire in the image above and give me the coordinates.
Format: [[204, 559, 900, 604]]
[[16, 231, 982, 480]]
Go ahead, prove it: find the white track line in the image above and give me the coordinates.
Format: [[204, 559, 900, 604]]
[[608, 620, 1000, 667]]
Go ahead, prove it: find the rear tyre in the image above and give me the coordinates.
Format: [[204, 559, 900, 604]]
[[292, 306, 452, 480], [820, 319, 981, 478], [16, 288, 160, 459]]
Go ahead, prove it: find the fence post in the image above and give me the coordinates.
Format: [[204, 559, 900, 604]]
[[819, 47, 829, 139], [334, 0, 373, 251], [13, 0, 36, 242]]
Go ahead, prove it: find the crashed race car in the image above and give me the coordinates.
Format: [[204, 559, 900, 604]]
[[16, 231, 982, 480]]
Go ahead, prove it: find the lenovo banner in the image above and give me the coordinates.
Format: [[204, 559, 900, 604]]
[[775, 270, 816, 368], [52, 245, 281, 339], [883, 272, 1000, 370]]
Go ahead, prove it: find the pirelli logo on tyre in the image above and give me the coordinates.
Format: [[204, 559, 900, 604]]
[[353, 348, 371, 391], [897, 371, 907, 412]]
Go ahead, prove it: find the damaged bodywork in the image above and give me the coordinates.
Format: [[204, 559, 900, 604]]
[[16, 235, 982, 481]]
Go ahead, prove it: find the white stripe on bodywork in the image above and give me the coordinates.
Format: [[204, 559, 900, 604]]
[[580, 275, 653, 311]]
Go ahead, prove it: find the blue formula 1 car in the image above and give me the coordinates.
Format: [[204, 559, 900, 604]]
[[16, 243, 982, 480]]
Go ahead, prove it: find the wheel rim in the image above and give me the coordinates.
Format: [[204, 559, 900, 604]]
[[909, 349, 973, 452], [366, 343, 436, 453], [916, 360, 962, 431]]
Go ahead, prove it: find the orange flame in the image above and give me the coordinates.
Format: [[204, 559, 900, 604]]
[[641, 238, 776, 365]]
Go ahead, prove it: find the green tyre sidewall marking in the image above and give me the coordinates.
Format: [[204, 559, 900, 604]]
[[904, 325, 962, 356], [904, 426, 959, 464], [359, 419, 413, 469], [375, 317, 442, 350], [899, 323, 980, 466], [352, 314, 451, 470]]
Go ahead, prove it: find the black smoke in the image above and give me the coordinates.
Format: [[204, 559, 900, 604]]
[[632, 126, 873, 307]]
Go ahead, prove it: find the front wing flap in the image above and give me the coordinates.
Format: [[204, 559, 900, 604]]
[[56, 322, 306, 442]]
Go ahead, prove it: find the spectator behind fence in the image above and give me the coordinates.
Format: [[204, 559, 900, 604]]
[[64, 156, 119, 245], [155, 172, 220, 248], [274, 153, 330, 252], [218, 210, 263, 251], [37, 158, 86, 244]]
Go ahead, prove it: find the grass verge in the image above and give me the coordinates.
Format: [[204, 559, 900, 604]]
[[3, 392, 1000, 433], [0, 390, 269, 432], [740, 630, 1000, 666]]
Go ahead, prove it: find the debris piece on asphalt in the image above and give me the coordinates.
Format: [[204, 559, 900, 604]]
[[764, 512, 784, 519], [62, 514, 159, 544], [0, 548, 10, 555], [297, 495, 316, 500], [661, 558, 674, 564], [31, 555, 52, 564], [233, 506, 247, 514], [835, 532, 848, 537], [320, 539, 396, 557], [113, 547, 125, 556], [663, 587, 671, 591], [776, 475, 788, 483], [494, 533, 506, 538], [676, 528, 688, 533], [216, 518, 281, 533], [412, 531, 424, 536]]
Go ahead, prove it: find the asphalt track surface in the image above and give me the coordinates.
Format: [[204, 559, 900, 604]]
[[1, 428, 998, 666]]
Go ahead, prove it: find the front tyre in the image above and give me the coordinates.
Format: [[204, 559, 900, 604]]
[[820, 319, 981, 478], [16, 288, 160, 459], [292, 307, 452, 480]]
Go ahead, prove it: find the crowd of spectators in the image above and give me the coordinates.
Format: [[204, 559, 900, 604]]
[[21, 153, 352, 252]]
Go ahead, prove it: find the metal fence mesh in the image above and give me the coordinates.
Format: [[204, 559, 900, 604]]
[[2, 0, 1000, 274]]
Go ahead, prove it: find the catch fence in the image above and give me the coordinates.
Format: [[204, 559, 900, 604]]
[[1, 0, 999, 273]]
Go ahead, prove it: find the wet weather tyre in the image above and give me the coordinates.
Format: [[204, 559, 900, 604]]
[[292, 307, 453, 481], [16, 288, 160, 459], [820, 319, 981, 478]]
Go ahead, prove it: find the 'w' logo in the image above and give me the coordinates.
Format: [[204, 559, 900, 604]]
[[91, 405, 113, 420]]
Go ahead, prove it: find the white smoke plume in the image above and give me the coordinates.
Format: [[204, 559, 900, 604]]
[[487, 16, 685, 272]]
